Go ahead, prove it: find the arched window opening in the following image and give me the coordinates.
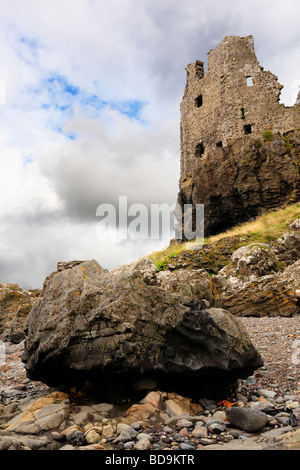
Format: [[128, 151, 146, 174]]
[[195, 142, 205, 157], [244, 124, 252, 135]]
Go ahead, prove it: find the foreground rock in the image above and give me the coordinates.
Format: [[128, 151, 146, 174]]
[[22, 259, 262, 397]]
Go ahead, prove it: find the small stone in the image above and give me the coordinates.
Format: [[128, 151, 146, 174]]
[[221, 434, 234, 443], [163, 426, 173, 433], [246, 376, 257, 385], [192, 425, 207, 438], [133, 437, 152, 450], [179, 442, 195, 450], [292, 408, 300, 420], [124, 441, 135, 450], [255, 371, 269, 378], [176, 418, 193, 428], [59, 444, 76, 450], [207, 423, 226, 434], [198, 438, 216, 446], [275, 416, 290, 426], [168, 264, 176, 270], [117, 423, 131, 435], [267, 417, 278, 427], [257, 389, 277, 399], [153, 442, 166, 450], [237, 396, 248, 404], [102, 424, 114, 440], [287, 402, 299, 410], [179, 427, 189, 437], [85, 430, 101, 445], [173, 433, 184, 442], [136, 433, 153, 442], [114, 426, 138, 443], [50, 431, 65, 442], [130, 421, 142, 430], [227, 429, 241, 439], [211, 410, 227, 421]]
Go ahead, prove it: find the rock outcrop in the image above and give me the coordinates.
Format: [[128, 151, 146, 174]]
[[0, 284, 41, 343], [22, 258, 262, 398], [157, 219, 300, 317], [177, 35, 300, 237], [211, 223, 300, 317]]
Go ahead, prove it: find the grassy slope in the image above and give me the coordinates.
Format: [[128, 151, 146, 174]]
[[147, 202, 300, 270]]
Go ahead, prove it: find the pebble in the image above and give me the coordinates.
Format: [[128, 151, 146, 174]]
[[136, 433, 153, 442], [133, 437, 152, 450], [179, 442, 196, 450], [163, 426, 173, 433], [211, 410, 227, 421], [85, 429, 101, 444], [246, 376, 257, 385], [130, 421, 142, 430], [287, 402, 299, 409], [176, 418, 193, 428], [123, 441, 134, 450], [192, 425, 208, 438], [207, 423, 226, 434], [257, 389, 277, 399]]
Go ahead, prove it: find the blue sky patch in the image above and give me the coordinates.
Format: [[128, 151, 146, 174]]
[[45, 75, 79, 96], [111, 100, 145, 120]]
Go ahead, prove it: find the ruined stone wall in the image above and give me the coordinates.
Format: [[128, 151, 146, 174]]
[[178, 35, 300, 237], [180, 35, 300, 179]]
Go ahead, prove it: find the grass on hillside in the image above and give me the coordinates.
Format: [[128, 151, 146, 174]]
[[148, 202, 300, 268]]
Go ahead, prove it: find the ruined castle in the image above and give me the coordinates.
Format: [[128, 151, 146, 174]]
[[178, 35, 300, 236]]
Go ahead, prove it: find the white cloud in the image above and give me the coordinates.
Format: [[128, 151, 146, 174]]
[[0, 0, 299, 287]]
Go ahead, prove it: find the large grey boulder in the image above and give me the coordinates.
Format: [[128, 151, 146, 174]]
[[22, 259, 263, 398]]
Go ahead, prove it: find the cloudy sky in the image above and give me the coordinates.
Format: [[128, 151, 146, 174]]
[[0, 0, 300, 289]]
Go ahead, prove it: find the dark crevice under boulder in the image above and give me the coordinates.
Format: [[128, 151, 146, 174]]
[[22, 259, 263, 401]]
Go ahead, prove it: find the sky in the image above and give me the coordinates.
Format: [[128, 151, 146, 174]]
[[0, 0, 300, 289]]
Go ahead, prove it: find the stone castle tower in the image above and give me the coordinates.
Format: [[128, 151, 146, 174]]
[[178, 35, 300, 237]]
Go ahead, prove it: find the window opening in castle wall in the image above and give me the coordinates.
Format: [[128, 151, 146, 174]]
[[195, 142, 205, 157], [244, 124, 252, 134], [246, 76, 253, 87]]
